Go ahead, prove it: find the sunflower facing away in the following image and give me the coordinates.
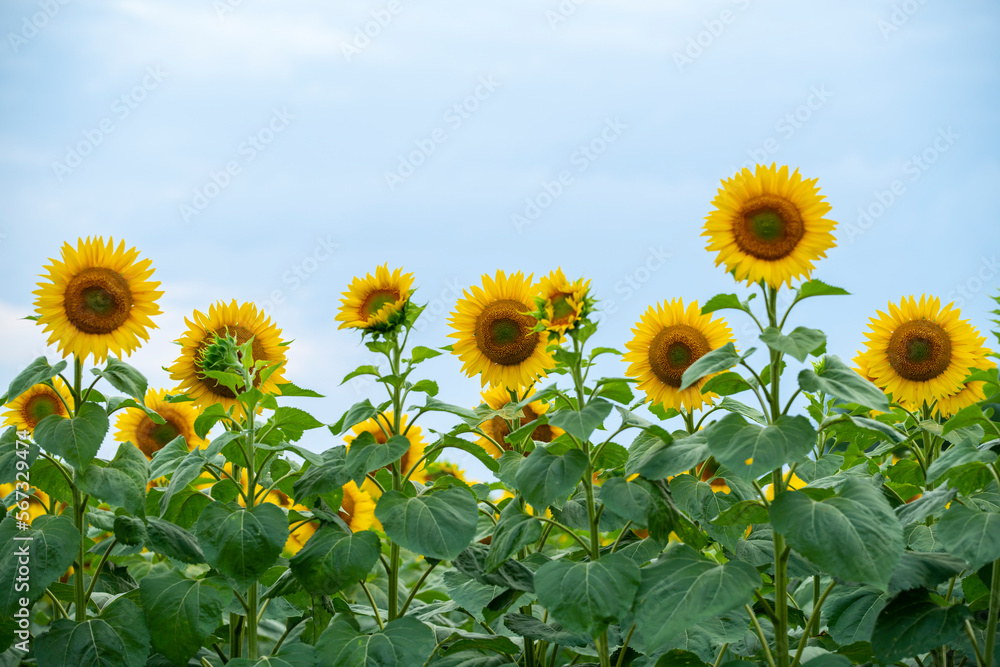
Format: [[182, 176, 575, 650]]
[[347, 411, 428, 483], [336, 264, 414, 332], [703, 164, 836, 289], [536, 268, 591, 337], [696, 458, 731, 495], [114, 388, 206, 459], [476, 385, 563, 458], [34, 237, 163, 363], [168, 300, 288, 415], [449, 270, 555, 389], [858, 295, 994, 409], [2, 378, 73, 434], [624, 298, 735, 412]]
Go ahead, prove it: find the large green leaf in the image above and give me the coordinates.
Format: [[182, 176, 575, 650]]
[[7, 357, 67, 403], [937, 504, 1000, 569], [292, 445, 350, 506], [268, 406, 324, 442], [769, 478, 903, 589], [227, 643, 316, 667], [760, 327, 826, 362], [926, 439, 997, 485], [514, 445, 587, 510], [485, 504, 542, 573], [626, 431, 709, 481], [77, 442, 149, 518], [533, 552, 641, 636], [289, 523, 380, 595], [871, 589, 973, 663], [95, 596, 150, 667], [145, 517, 205, 564], [502, 613, 591, 648], [547, 398, 613, 442], [823, 585, 888, 645], [894, 483, 957, 526], [139, 572, 232, 666], [91, 358, 147, 400], [316, 617, 436, 667], [632, 544, 760, 651], [330, 399, 379, 435], [33, 402, 109, 469], [157, 445, 206, 515], [599, 477, 654, 525], [798, 355, 890, 412], [34, 619, 130, 667], [195, 501, 287, 590], [345, 431, 410, 486], [706, 414, 816, 480], [375, 487, 477, 560], [679, 343, 740, 391], [887, 551, 968, 594]]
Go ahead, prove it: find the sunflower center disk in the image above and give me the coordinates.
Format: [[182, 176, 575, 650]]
[[362, 289, 399, 318], [550, 294, 576, 324], [24, 394, 62, 427], [475, 300, 539, 366], [887, 320, 953, 382], [648, 324, 711, 388], [733, 195, 805, 260], [137, 416, 182, 457], [63, 267, 134, 334]]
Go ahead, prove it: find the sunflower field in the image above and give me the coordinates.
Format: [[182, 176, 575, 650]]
[[2, 163, 1000, 667]]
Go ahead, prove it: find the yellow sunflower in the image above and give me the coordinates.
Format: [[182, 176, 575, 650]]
[[168, 300, 288, 416], [0, 484, 51, 524], [536, 269, 591, 336], [336, 264, 414, 332], [33, 237, 163, 363], [114, 388, 207, 459], [858, 295, 994, 409], [347, 411, 427, 483], [762, 472, 807, 500], [624, 299, 735, 412], [3, 378, 74, 434], [703, 164, 836, 288], [338, 481, 376, 532], [425, 460, 476, 485], [933, 381, 989, 418], [449, 270, 555, 389], [476, 385, 564, 458]]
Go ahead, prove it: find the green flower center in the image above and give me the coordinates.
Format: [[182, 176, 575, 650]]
[[23, 393, 62, 427], [362, 290, 399, 318]]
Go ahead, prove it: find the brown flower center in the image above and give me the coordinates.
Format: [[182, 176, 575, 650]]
[[733, 195, 805, 260], [22, 392, 63, 428], [475, 299, 539, 366], [136, 415, 182, 458], [648, 324, 711, 388], [63, 267, 133, 334], [887, 320, 952, 382], [196, 325, 268, 398]]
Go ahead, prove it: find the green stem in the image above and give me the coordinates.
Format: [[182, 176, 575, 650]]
[[399, 560, 439, 616], [245, 402, 259, 659], [747, 604, 777, 667], [82, 538, 117, 607], [965, 620, 986, 667], [791, 581, 835, 667], [773, 529, 791, 667], [985, 556, 1000, 667], [360, 581, 384, 630]]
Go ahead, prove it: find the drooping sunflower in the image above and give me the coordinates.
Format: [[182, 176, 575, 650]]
[[449, 270, 555, 389], [338, 481, 376, 532], [168, 300, 288, 415], [347, 411, 427, 483], [858, 295, 994, 409], [624, 299, 735, 412], [114, 388, 207, 459], [535, 269, 591, 337], [476, 385, 563, 458], [2, 378, 74, 434], [336, 264, 414, 332], [703, 164, 836, 289], [33, 237, 163, 363]]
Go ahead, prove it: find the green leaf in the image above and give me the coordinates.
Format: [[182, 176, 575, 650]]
[[680, 343, 740, 391], [926, 439, 997, 484], [35, 619, 131, 667], [7, 356, 67, 403], [76, 442, 149, 518], [411, 346, 443, 363], [157, 446, 207, 516], [91, 358, 147, 400], [700, 372, 752, 397], [375, 487, 478, 560], [633, 544, 760, 651], [888, 551, 969, 594], [345, 431, 410, 486], [759, 327, 826, 362], [330, 399, 378, 435], [442, 433, 499, 474], [139, 571, 232, 666], [195, 501, 288, 590], [712, 499, 769, 526], [797, 279, 850, 300], [269, 406, 324, 442], [600, 477, 655, 525], [341, 365, 380, 384], [454, 543, 535, 593], [514, 445, 588, 510], [547, 398, 613, 442], [769, 478, 903, 589], [798, 355, 890, 413], [105, 396, 165, 424], [937, 504, 1000, 569], [33, 402, 109, 469], [0, 427, 37, 485], [113, 515, 147, 546], [706, 414, 816, 480], [194, 403, 229, 439], [701, 293, 755, 315], [503, 613, 591, 648], [894, 483, 957, 526], [316, 617, 436, 667], [289, 523, 380, 596], [145, 517, 205, 563], [293, 446, 350, 507], [485, 504, 542, 573], [147, 435, 190, 479], [626, 431, 708, 481], [871, 589, 973, 663], [275, 381, 325, 398], [533, 552, 641, 636], [227, 643, 316, 667], [824, 585, 889, 645], [411, 379, 439, 397], [99, 596, 152, 667]]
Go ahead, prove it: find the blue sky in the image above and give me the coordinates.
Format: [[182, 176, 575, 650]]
[[1, 0, 998, 480]]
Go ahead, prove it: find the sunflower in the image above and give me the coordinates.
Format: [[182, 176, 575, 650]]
[[703, 164, 836, 288], [933, 381, 989, 418], [696, 458, 731, 494], [2, 378, 73, 434], [114, 388, 207, 459], [336, 264, 414, 332], [762, 472, 807, 500], [338, 481, 376, 532], [168, 300, 288, 416], [347, 411, 427, 483], [624, 299, 735, 412], [536, 269, 591, 336], [476, 385, 563, 458], [449, 270, 555, 389], [425, 460, 476, 485], [858, 295, 994, 409], [33, 237, 163, 363]]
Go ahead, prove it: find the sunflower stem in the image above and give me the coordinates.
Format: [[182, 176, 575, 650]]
[[984, 556, 1000, 667], [245, 397, 260, 660], [387, 333, 404, 621]]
